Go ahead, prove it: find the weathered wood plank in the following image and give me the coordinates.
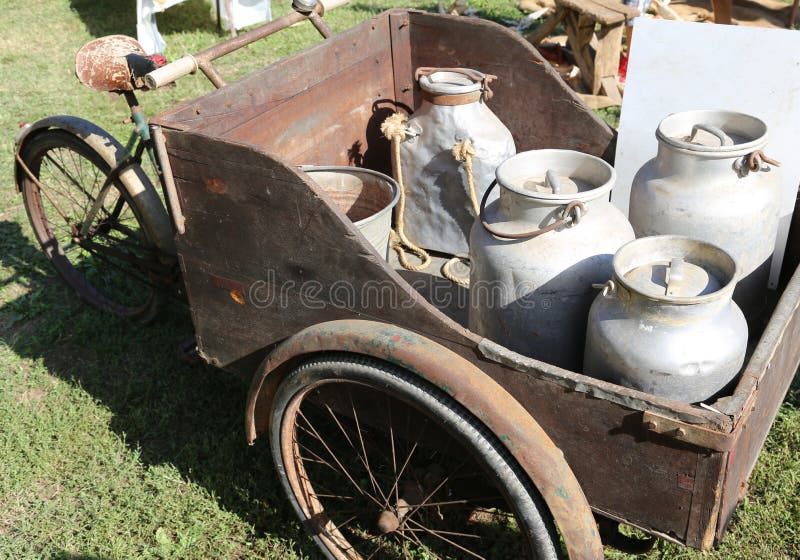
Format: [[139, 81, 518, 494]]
[[153, 14, 392, 139], [557, 0, 631, 24], [224, 50, 395, 170], [389, 11, 415, 112], [716, 264, 800, 542], [564, 11, 598, 93]]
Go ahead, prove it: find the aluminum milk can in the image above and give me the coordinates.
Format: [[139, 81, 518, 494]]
[[584, 236, 748, 403], [469, 149, 635, 371], [629, 110, 780, 319], [398, 67, 516, 256]]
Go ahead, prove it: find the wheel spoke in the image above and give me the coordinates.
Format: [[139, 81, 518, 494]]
[[388, 396, 399, 508], [404, 525, 481, 539], [297, 410, 385, 509], [394, 527, 440, 559], [346, 389, 389, 504], [44, 152, 98, 219], [406, 518, 486, 560], [403, 460, 468, 522], [403, 497, 501, 509]]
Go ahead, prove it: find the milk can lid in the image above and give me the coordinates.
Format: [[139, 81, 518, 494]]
[[495, 149, 615, 204], [613, 236, 738, 304], [657, 110, 768, 154], [417, 69, 484, 95], [624, 257, 722, 298]]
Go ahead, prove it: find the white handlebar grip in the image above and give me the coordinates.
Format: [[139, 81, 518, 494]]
[[145, 55, 199, 90]]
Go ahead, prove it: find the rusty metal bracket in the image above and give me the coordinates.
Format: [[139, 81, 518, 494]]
[[150, 126, 185, 234], [642, 410, 737, 452]]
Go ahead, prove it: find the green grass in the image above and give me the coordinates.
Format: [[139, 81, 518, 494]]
[[0, 1, 798, 558]]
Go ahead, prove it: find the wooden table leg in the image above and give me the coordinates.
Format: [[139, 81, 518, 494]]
[[525, 7, 566, 45], [594, 22, 623, 103], [711, 0, 733, 24], [564, 11, 598, 93], [789, 0, 800, 28]]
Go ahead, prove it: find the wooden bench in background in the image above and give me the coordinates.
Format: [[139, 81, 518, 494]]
[[527, 0, 639, 106]]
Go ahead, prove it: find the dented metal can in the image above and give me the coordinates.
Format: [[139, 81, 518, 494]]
[[584, 235, 748, 403], [398, 67, 516, 256], [629, 110, 781, 320], [469, 149, 635, 371]]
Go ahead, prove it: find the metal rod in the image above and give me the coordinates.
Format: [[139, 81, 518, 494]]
[[150, 126, 185, 234], [195, 9, 310, 64], [198, 61, 227, 88], [307, 11, 333, 38]]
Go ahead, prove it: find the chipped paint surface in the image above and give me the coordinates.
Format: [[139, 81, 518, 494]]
[[75, 35, 144, 92]]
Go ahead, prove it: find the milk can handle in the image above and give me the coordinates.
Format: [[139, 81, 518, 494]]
[[479, 179, 586, 240], [414, 67, 496, 100], [592, 280, 617, 298], [690, 124, 733, 147]]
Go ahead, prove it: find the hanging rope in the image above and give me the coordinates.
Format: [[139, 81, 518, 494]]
[[440, 138, 481, 287], [381, 113, 431, 271], [452, 139, 479, 215], [441, 255, 470, 287]]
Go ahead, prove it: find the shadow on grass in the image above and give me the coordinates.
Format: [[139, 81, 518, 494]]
[[0, 219, 317, 557], [69, 0, 218, 39]]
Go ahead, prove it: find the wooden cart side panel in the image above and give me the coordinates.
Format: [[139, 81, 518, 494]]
[[388, 11, 414, 111], [163, 127, 475, 366], [406, 11, 616, 159], [685, 451, 726, 549], [152, 13, 393, 141], [222, 51, 395, 172], [472, 357, 703, 544], [716, 266, 800, 542]]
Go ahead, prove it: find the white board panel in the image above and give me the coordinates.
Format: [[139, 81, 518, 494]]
[[613, 19, 800, 287]]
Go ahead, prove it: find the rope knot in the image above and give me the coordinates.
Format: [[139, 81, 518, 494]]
[[451, 138, 476, 163], [380, 113, 409, 143]]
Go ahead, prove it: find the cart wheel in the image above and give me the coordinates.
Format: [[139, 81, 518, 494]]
[[20, 130, 162, 321], [270, 354, 562, 560]]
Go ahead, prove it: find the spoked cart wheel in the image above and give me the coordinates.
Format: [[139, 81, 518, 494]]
[[270, 354, 562, 560], [19, 130, 163, 321]]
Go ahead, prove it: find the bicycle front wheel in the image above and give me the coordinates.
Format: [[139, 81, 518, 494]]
[[20, 129, 162, 320]]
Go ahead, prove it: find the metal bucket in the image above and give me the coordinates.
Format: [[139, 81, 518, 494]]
[[302, 166, 399, 260], [584, 235, 748, 403]]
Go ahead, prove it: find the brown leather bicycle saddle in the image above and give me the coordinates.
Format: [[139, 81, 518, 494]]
[[75, 35, 158, 92]]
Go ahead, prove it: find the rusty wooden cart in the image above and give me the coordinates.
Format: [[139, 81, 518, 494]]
[[13, 2, 800, 558]]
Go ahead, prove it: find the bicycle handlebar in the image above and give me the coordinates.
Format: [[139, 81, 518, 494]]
[[144, 0, 349, 90], [145, 55, 199, 90]]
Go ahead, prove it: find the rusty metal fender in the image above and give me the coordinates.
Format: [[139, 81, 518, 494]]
[[14, 115, 175, 256], [245, 319, 604, 559]]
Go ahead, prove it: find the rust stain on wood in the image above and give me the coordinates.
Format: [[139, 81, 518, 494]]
[[206, 178, 228, 194]]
